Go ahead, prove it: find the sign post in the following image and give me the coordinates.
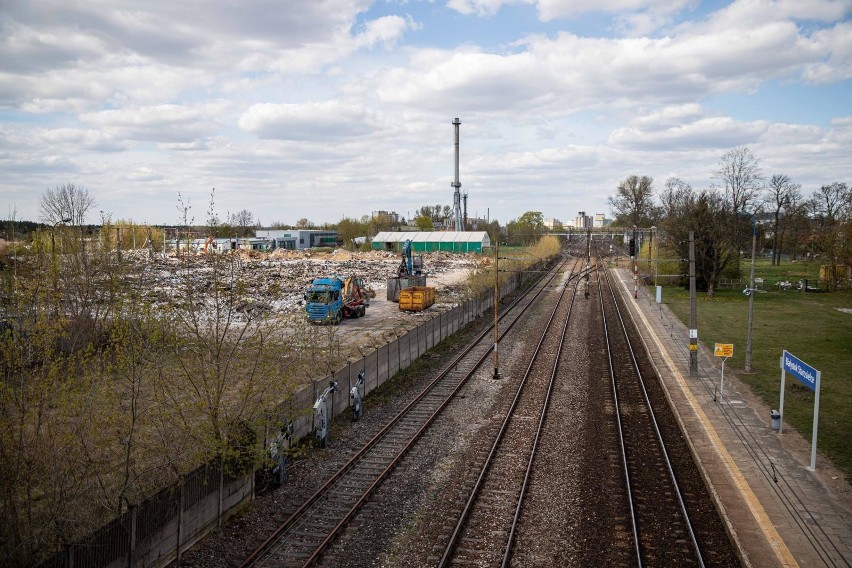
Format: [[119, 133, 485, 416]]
[[714, 343, 734, 401], [779, 350, 822, 470]]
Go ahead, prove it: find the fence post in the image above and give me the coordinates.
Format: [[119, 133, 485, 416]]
[[127, 505, 137, 568], [177, 480, 184, 561], [217, 460, 224, 527]]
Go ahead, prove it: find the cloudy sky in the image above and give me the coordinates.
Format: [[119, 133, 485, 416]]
[[1, 0, 850, 227]]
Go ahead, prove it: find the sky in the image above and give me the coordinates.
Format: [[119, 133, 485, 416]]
[[1, 0, 850, 227]]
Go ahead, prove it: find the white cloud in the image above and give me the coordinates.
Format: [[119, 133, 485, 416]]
[[238, 101, 377, 140], [0, 0, 849, 225], [609, 108, 768, 150], [79, 102, 231, 143], [354, 15, 412, 48]]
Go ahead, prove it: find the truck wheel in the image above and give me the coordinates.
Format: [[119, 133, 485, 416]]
[[359, 305, 366, 317]]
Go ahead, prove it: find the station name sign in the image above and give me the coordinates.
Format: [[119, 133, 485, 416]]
[[781, 350, 817, 392]]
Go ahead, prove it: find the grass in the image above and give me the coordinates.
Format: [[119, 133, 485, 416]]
[[661, 258, 852, 482]]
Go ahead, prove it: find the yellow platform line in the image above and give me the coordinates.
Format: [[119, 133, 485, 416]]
[[620, 275, 798, 567]]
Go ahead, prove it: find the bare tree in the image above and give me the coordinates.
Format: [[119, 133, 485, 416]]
[[609, 175, 655, 227], [766, 174, 801, 265], [229, 209, 257, 237], [660, 177, 693, 219], [810, 182, 851, 289], [811, 181, 849, 220], [39, 183, 95, 226], [713, 147, 763, 215]]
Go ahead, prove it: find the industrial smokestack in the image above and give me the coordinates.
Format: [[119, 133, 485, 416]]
[[452, 118, 463, 231]]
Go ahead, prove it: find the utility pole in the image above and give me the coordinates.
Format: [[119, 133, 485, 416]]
[[632, 226, 638, 299], [650, 226, 656, 288], [689, 230, 698, 376], [493, 240, 500, 379], [745, 219, 757, 372]]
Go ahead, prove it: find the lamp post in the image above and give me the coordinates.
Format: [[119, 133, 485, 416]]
[[51, 217, 72, 254], [650, 225, 656, 288]]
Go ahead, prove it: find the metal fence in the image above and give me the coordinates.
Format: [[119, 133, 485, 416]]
[[38, 265, 535, 568]]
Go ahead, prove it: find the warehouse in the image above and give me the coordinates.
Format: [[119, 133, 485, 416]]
[[255, 229, 338, 250], [372, 231, 491, 253]]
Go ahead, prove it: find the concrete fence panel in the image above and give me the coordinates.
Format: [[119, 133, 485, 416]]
[[399, 330, 411, 371], [377, 345, 389, 387], [388, 339, 400, 378]]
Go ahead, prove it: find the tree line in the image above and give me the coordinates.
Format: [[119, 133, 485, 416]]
[[608, 147, 850, 295]]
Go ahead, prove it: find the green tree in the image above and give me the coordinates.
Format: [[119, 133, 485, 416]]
[[609, 175, 656, 227], [507, 211, 544, 246], [336, 217, 367, 250], [415, 215, 433, 231], [658, 187, 744, 297]]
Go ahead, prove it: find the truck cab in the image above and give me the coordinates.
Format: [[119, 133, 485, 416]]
[[305, 278, 344, 324], [305, 275, 369, 324]]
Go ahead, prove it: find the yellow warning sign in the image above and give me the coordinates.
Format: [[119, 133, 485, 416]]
[[688, 344, 698, 351], [714, 343, 734, 357]]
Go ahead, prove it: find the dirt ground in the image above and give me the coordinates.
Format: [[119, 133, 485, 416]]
[[124, 247, 483, 356]]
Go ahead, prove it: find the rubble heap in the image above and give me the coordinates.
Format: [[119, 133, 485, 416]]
[[122, 248, 480, 323]]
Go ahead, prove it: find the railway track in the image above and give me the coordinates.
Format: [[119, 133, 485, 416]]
[[238, 255, 568, 567], [437, 255, 587, 566], [598, 259, 739, 566]]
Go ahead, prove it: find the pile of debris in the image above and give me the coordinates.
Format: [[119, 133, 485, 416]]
[[123, 248, 480, 322]]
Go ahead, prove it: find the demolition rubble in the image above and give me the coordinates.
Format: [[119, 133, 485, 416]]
[[122, 247, 482, 349]]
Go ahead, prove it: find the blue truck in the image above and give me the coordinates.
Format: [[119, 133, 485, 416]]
[[304, 275, 370, 324]]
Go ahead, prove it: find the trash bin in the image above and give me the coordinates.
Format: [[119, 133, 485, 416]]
[[770, 409, 781, 431]]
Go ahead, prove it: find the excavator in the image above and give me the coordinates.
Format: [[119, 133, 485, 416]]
[[388, 239, 426, 301]]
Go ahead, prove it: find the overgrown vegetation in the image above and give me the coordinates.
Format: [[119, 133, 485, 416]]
[[464, 235, 562, 297], [0, 197, 321, 566]]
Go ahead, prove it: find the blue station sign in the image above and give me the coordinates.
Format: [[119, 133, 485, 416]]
[[781, 350, 818, 392]]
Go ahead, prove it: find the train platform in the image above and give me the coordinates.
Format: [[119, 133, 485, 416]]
[[613, 268, 852, 568]]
